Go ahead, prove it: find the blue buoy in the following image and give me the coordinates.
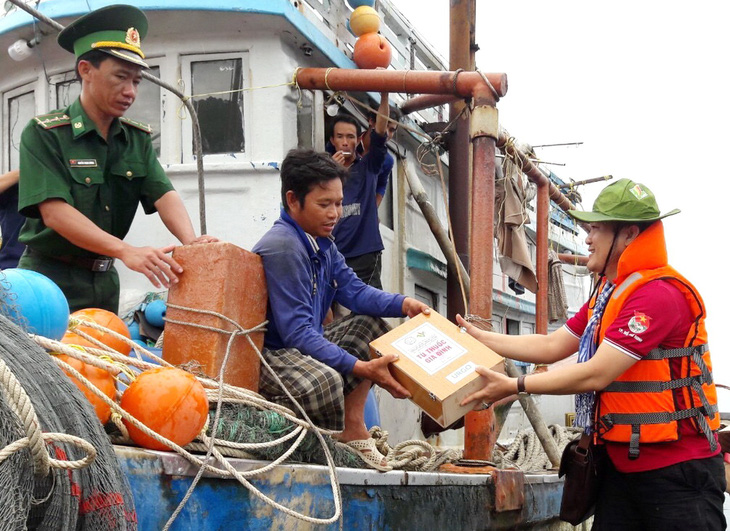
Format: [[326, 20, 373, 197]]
[[128, 320, 142, 340], [0, 268, 69, 340], [363, 388, 381, 429], [144, 299, 167, 328]]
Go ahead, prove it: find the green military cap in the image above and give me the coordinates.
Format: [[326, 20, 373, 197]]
[[57, 4, 149, 68], [568, 178, 680, 223]]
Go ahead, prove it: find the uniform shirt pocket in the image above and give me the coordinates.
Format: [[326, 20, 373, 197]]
[[110, 160, 148, 181], [68, 166, 104, 215]]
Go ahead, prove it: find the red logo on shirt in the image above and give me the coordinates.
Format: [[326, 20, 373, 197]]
[[628, 311, 651, 334]]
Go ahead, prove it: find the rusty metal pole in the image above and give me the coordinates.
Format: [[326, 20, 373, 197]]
[[558, 253, 588, 266], [535, 182, 550, 335], [446, 0, 477, 322], [400, 94, 461, 115], [294, 69, 506, 97], [463, 85, 498, 461]]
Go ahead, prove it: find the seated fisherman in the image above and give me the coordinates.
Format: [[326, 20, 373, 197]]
[[252, 148, 429, 471]]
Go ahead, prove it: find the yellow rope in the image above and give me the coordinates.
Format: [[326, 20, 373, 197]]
[[323, 67, 335, 91], [173, 79, 296, 119], [434, 153, 469, 314], [186, 81, 296, 100]]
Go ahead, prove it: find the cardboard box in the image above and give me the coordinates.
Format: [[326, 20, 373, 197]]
[[369, 311, 503, 427]]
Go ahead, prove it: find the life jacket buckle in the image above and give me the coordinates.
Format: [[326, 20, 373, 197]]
[[596, 416, 613, 437]]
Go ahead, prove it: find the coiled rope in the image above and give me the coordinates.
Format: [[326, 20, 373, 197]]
[[33, 307, 466, 525], [0, 357, 97, 477], [34, 311, 345, 528], [370, 427, 462, 471], [493, 424, 582, 471]]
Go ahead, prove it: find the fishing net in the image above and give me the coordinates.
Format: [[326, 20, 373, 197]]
[[0, 314, 136, 530], [0, 296, 462, 528], [207, 402, 361, 467], [0, 270, 28, 333]]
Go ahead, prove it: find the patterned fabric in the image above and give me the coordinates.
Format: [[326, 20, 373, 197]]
[[258, 314, 391, 431], [575, 280, 615, 432]]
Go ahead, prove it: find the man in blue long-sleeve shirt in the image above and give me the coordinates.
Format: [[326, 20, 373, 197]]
[[329, 94, 398, 289], [252, 148, 429, 470]]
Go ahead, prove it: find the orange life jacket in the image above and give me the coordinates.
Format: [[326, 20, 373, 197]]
[[586, 222, 719, 459]]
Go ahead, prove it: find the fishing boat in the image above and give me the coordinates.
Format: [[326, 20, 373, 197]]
[[0, 0, 595, 528]]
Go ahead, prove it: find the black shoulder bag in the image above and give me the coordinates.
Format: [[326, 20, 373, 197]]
[[558, 432, 606, 525]]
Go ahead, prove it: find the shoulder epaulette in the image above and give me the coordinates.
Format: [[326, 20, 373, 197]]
[[120, 117, 152, 134], [33, 112, 71, 130]]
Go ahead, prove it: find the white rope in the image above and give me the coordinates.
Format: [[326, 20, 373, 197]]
[[33, 307, 346, 526], [494, 425, 581, 471], [370, 427, 462, 472], [0, 432, 97, 471], [163, 303, 343, 526], [0, 357, 97, 476]]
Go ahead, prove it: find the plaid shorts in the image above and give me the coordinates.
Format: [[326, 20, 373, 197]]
[[258, 314, 391, 431]]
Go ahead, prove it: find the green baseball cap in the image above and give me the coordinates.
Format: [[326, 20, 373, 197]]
[[568, 178, 680, 223], [57, 5, 149, 68]]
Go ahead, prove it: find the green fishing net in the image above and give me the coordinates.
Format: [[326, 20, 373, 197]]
[[0, 314, 137, 529], [209, 402, 363, 468]]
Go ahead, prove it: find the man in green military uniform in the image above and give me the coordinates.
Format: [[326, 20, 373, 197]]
[[17, 4, 215, 313]]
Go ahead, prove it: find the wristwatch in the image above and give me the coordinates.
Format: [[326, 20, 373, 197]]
[[517, 374, 528, 395]]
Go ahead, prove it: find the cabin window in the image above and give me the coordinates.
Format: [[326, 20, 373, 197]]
[[54, 72, 80, 108], [297, 90, 314, 149], [4, 86, 35, 171], [134, 66, 162, 157], [181, 52, 249, 162], [50, 65, 162, 156], [506, 318, 520, 335], [414, 284, 439, 309], [296, 89, 326, 151]]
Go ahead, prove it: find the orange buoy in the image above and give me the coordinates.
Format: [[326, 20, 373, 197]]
[[353, 32, 392, 69], [121, 367, 209, 451], [70, 308, 132, 355], [54, 354, 116, 424], [62, 330, 97, 349], [349, 5, 380, 37]]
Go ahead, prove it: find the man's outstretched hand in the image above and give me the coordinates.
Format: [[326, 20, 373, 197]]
[[353, 354, 410, 399], [402, 297, 430, 318]]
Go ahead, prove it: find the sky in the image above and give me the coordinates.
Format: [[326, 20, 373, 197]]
[[391, 0, 730, 407]]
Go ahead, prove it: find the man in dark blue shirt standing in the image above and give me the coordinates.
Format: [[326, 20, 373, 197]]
[[330, 93, 395, 289], [253, 148, 429, 471]]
